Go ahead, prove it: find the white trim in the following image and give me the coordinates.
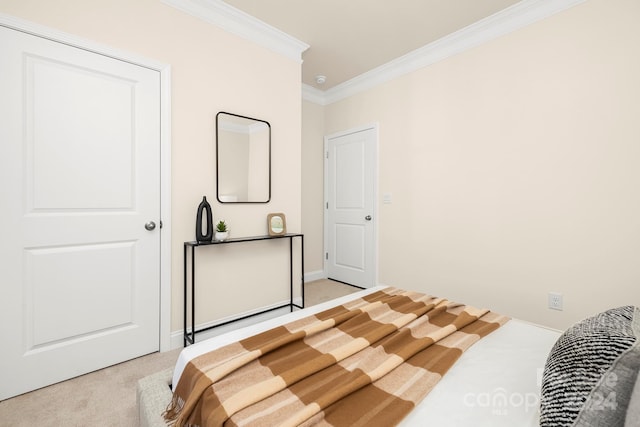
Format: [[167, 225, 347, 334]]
[[304, 270, 326, 283], [301, 84, 326, 105], [0, 13, 170, 71], [160, 0, 309, 62], [304, 0, 588, 105], [0, 13, 173, 353], [159, 71, 173, 353], [169, 298, 304, 349], [323, 123, 379, 288]]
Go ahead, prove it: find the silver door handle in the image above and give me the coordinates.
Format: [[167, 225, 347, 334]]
[[365, 215, 372, 221], [145, 221, 156, 231]]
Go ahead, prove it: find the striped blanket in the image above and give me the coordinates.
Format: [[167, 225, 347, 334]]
[[165, 287, 509, 427]]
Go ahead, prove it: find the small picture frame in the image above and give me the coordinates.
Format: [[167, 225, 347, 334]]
[[267, 213, 286, 236]]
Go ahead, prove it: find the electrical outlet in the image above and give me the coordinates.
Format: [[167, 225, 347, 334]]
[[548, 292, 563, 311]]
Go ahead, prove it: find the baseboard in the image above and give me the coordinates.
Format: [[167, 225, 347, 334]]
[[167, 272, 329, 350], [169, 297, 303, 349], [304, 270, 326, 283]]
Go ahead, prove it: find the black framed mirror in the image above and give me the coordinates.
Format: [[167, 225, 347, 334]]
[[216, 112, 271, 203]]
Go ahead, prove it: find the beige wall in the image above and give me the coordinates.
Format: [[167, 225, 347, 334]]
[[301, 100, 325, 274], [0, 0, 302, 337], [317, 0, 640, 330]]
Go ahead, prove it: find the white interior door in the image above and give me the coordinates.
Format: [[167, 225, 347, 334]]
[[0, 26, 161, 399], [325, 126, 377, 288]]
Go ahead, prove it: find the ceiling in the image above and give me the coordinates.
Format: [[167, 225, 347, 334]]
[[222, 0, 522, 90]]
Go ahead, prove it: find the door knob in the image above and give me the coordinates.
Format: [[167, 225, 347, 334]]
[[145, 221, 156, 231], [365, 215, 372, 221]]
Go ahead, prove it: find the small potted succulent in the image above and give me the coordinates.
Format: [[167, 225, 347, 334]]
[[214, 220, 229, 241]]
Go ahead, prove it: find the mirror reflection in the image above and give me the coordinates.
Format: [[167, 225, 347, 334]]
[[216, 112, 271, 203]]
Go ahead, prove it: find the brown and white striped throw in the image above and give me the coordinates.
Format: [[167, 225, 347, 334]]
[[165, 287, 509, 427]]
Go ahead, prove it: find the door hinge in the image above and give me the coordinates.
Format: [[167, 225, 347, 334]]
[[326, 151, 329, 159], [326, 202, 328, 209], [325, 252, 328, 260]]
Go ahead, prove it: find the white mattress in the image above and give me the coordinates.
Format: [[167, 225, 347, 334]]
[[173, 286, 561, 427]]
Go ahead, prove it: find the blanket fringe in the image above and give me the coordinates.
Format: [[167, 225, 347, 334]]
[[163, 394, 185, 425]]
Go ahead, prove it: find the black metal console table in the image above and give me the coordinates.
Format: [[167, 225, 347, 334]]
[[183, 233, 304, 346]]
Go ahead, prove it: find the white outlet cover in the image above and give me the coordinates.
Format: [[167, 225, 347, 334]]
[[548, 292, 563, 311]]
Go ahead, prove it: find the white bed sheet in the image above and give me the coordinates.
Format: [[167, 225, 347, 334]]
[[173, 286, 560, 427]]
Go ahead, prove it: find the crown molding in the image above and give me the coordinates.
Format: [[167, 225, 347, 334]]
[[302, 84, 326, 105], [305, 0, 587, 106], [161, 0, 309, 62]]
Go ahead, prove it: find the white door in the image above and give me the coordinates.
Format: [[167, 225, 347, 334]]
[[325, 126, 377, 288], [0, 26, 161, 400]]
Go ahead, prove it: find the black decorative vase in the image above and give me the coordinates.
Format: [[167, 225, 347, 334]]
[[195, 196, 213, 242]]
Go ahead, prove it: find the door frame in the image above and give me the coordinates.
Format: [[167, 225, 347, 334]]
[[323, 123, 379, 287], [0, 13, 173, 352]]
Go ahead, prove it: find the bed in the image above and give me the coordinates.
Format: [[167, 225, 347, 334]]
[[137, 286, 639, 427]]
